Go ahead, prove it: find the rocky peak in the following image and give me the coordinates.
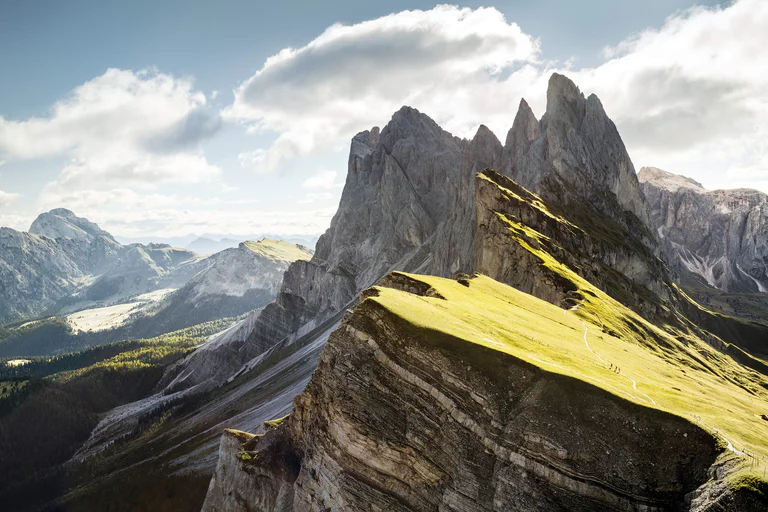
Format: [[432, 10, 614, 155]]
[[379, 106, 458, 154], [502, 98, 540, 180], [638, 166, 705, 193], [545, 72, 587, 131], [29, 208, 115, 243], [348, 127, 380, 173], [501, 73, 655, 241], [467, 124, 502, 168]]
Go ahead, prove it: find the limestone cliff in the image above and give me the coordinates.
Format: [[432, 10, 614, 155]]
[[639, 166, 768, 293]]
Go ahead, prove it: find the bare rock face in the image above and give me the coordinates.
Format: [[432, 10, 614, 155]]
[[502, 74, 655, 246], [172, 108, 493, 390], [473, 170, 673, 314], [639, 167, 768, 293], [0, 228, 89, 322]]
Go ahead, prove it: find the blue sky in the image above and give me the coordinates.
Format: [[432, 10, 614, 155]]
[[2, 0, 764, 241]]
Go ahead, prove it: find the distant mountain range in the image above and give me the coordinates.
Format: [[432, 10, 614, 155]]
[[0, 209, 313, 340], [639, 166, 768, 293], [115, 233, 320, 253]]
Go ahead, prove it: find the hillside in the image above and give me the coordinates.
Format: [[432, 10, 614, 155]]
[[0, 319, 234, 509], [125, 239, 313, 338], [204, 270, 768, 511]]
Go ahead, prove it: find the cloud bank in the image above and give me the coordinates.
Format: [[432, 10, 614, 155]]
[[0, 68, 221, 192]]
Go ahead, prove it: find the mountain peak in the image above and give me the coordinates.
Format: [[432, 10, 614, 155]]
[[29, 209, 115, 242], [47, 208, 77, 217], [386, 105, 443, 137], [546, 72, 587, 130], [502, 97, 540, 180], [471, 124, 499, 146], [637, 166, 706, 192]]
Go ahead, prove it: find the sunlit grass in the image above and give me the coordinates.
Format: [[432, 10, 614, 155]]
[[243, 239, 313, 262]]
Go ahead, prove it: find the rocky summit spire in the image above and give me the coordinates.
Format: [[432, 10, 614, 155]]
[[501, 98, 540, 181], [502, 72, 654, 239]]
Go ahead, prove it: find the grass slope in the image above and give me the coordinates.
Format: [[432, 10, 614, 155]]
[[368, 271, 768, 492], [243, 238, 313, 262]]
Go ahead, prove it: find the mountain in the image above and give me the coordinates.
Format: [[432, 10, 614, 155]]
[[29, 208, 116, 243], [8, 74, 768, 511], [166, 74, 672, 394], [128, 239, 314, 337], [639, 166, 768, 293], [186, 237, 241, 255], [196, 76, 768, 511], [0, 210, 210, 326]]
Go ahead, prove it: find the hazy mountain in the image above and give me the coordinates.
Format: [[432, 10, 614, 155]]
[[186, 237, 241, 255], [0, 210, 210, 326], [127, 239, 313, 338]]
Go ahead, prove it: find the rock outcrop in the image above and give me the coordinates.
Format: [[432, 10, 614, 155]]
[[639, 166, 768, 293]]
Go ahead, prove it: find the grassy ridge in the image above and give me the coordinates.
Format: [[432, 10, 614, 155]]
[[369, 269, 768, 491], [243, 238, 313, 262]]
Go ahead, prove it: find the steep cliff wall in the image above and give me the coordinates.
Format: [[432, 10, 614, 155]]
[[639, 166, 768, 294]]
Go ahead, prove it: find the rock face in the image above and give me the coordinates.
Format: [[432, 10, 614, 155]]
[[474, 170, 673, 314], [201, 276, 723, 512], [503, 74, 654, 242], [170, 73, 661, 393], [0, 227, 90, 323], [639, 167, 768, 293]]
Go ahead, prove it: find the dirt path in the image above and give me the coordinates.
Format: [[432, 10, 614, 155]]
[[567, 306, 656, 406]]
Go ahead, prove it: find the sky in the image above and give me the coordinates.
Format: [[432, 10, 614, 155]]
[[0, 0, 763, 242]]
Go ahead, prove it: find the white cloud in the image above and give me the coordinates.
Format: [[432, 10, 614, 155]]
[[565, 0, 768, 189], [226, 5, 540, 170], [226, 0, 768, 192], [0, 213, 30, 231], [0, 68, 221, 191], [301, 170, 338, 190], [0, 190, 19, 209], [92, 205, 336, 238], [238, 148, 267, 172], [297, 192, 333, 204]]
